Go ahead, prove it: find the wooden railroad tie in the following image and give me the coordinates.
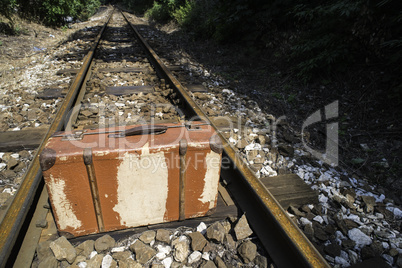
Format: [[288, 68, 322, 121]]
[[260, 174, 318, 209], [0, 128, 48, 151]]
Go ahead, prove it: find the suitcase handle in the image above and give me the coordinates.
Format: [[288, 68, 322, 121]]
[[109, 125, 168, 138]]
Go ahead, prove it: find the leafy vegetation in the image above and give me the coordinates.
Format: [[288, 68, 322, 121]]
[[0, 0, 17, 22], [0, 0, 101, 28], [140, 0, 402, 95], [120, 0, 154, 14]]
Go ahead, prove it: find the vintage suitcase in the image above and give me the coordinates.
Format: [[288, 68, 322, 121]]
[[40, 122, 223, 237]]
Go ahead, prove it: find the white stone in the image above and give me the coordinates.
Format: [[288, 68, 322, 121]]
[[340, 250, 349, 261], [202, 252, 210, 261], [335, 256, 350, 266], [89, 251, 97, 259], [111, 246, 125, 253], [217, 249, 225, 258], [157, 244, 171, 254], [299, 217, 312, 226], [345, 214, 362, 225], [178, 235, 188, 242], [156, 252, 167, 260], [377, 194, 385, 203], [196, 222, 207, 234], [101, 255, 113, 268], [0, 163, 6, 171], [325, 255, 335, 263], [322, 215, 329, 224], [387, 207, 402, 219], [161, 257, 173, 268], [318, 173, 331, 181], [156, 244, 172, 260], [318, 194, 328, 203], [188, 251, 202, 264], [348, 228, 372, 248], [347, 250, 359, 265], [244, 142, 261, 151], [336, 231, 346, 240], [382, 254, 393, 265], [78, 262, 87, 268], [260, 165, 277, 177], [313, 216, 324, 224]]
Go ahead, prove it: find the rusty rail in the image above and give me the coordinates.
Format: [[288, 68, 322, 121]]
[[121, 11, 329, 268], [0, 9, 114, 267]]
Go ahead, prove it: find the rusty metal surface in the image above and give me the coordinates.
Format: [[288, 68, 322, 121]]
[[122, 11, 329, 268], [0, 9, 114, 267], [41, 123, 222, 237]]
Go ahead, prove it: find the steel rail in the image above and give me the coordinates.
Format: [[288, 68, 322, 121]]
[[122, 11, 329, 268], [0, 9, 114, 267]]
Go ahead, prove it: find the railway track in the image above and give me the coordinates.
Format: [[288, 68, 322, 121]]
[[0, 7, 333, 267]]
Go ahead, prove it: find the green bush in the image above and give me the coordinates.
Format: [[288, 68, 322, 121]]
[[1, 0, 101, 27], [144, 0, 183, 22], [141, 0, 402, 89], [40, 0, 101, 25], [77, 0, 101, 21], [290, 0, 402, 85], [0, 0, 18, 31], [0, 0, 17, 21], [40, 0, 79, 24], [121, 0, 153, 14], [145, 1, 171, 22], [172, 0, 192, 25]]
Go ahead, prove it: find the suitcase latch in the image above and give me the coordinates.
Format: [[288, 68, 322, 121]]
[[185, 122, 204, 131], [61, 130, 87, 141]]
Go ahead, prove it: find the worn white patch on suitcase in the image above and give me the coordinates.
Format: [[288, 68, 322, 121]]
[[48, 174, 82, 230], [113, 143, 169, 226], [199, 151, 221, 209]]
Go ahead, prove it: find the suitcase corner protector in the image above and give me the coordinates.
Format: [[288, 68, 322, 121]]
[[57, 230, 75, 239], [39, 148, 57, 171], [210, 135, 223, 154], [205, 206, 217, 216]]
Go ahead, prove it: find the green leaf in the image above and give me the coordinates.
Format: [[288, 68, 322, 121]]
[[351, 158, 365, 165]]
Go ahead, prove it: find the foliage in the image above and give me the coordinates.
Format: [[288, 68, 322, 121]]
[[78, 0, 101, 21], [0, 0, 17, 22], [120, 0, 153, 14], [290, 0, 402, 81], [145, 1, 171, 22], [145, 0, 186, 22], [173, 0, 217, 38], [0, 0, 101, 27], [142, 0, 402, 93], [39, 0, 101, 25], [40, 0, 78, 24]]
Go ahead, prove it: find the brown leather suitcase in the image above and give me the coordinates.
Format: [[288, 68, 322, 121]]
[[40, 122, 222, 237]]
